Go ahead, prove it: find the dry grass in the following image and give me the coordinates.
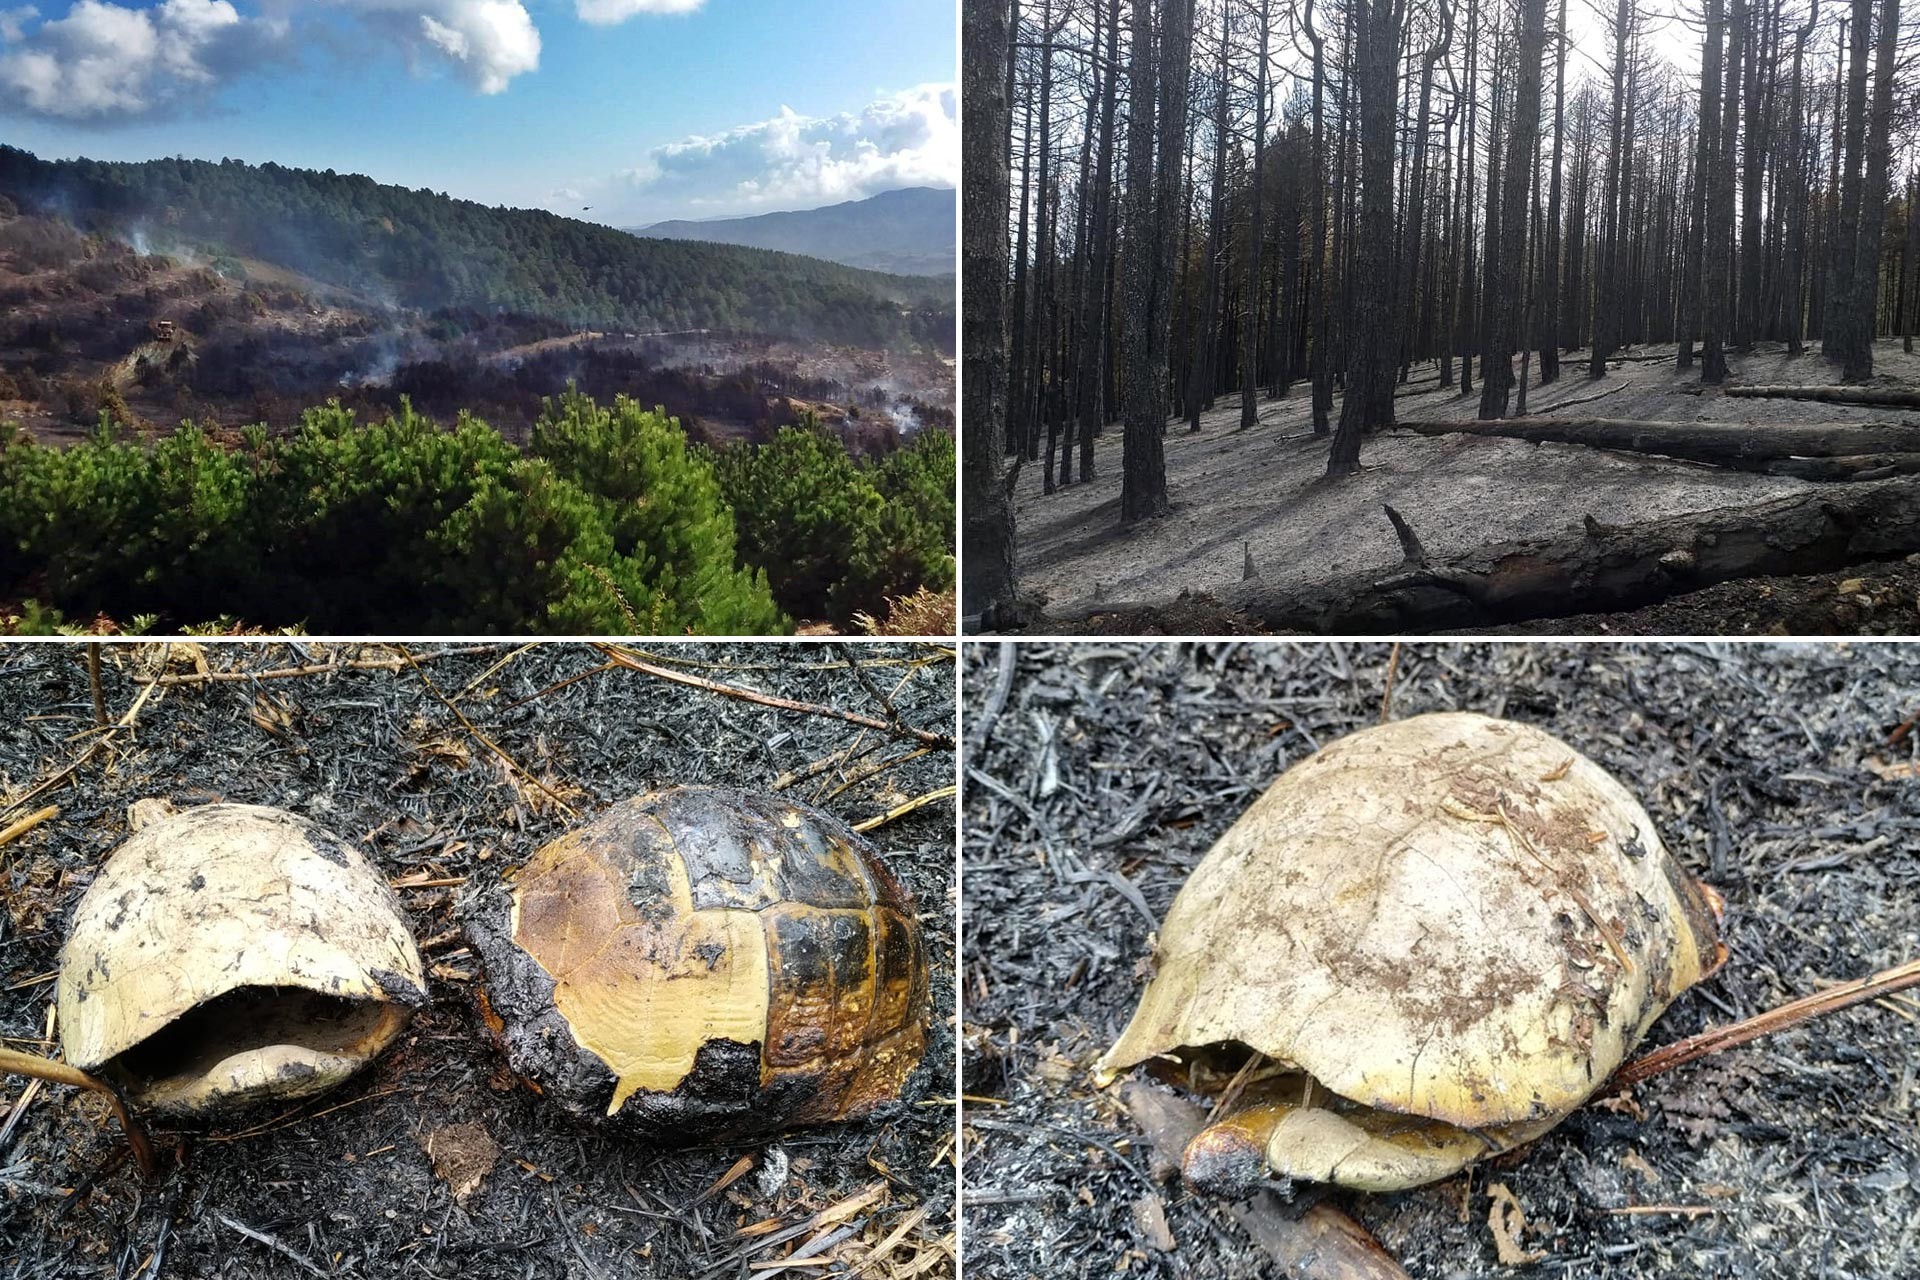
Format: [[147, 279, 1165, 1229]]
[[859, 587, 958, 638]]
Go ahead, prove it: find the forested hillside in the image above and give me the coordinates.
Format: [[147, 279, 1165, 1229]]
[[964, 0, 1920, 635], [0, 148, 952, 350]]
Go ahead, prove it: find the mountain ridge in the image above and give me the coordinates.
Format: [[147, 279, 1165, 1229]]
[[630, 186, 956, 277]]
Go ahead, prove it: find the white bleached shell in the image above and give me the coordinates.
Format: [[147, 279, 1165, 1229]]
[[57, 803, 428, 1114], [1095, 712, 1724, 1191]]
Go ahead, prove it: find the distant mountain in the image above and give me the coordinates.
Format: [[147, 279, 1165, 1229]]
[[0, 148, 952, 351], [633, 187, 956, 277]]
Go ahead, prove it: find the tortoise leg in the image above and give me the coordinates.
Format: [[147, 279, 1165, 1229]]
[[1186, 1094, 1468, 1195], [1184, 1083, 1560, 1194], [1181, 1101, 1296, 1197]]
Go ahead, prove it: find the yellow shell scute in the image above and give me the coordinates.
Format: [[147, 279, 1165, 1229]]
[[510, 815, 771, 1107]]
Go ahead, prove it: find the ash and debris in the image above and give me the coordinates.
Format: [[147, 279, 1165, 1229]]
[[0, 641, 956, 1280], [961, 642, 1920, 1279]]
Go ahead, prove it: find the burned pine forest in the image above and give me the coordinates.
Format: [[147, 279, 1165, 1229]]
[[963, 0, 1920, 635]]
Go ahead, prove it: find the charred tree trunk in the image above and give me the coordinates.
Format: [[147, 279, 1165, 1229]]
[[1539, 0, 1566, 383], [1703, 0, 1738, 384], [1588, 0, 1630, 378], [1479, 0, 1545, 420], [1437, 93, 1461, 390], [1827, 0, 1870, 367], [1398, 0, 1453, 384], [1326, 0, 1400, 476], [962, 0, 1017, 627], [1187, 5, 1231, 433], [1477, 25, 1507, 391], [1077, 0, 1122, 480], [1846, 0, 1900, 381], [1009, 4, 1036, 456], [1026, 2, 1059, 466], [1230, 477, 1920, 633], [1239, 0, 1273, 431], [1904, 168, 1920, 352], [1737, 0, 1768, 349], [1447, 0, 1482, 394], [1780, 0, 1816, 356], [1060, 17, 1100, 489], [1303, 0, 1333, 434], [1682, 0, 1723, 371], [1120, 0, 1194, 523], [1563, 89, 1591, 354], [1400, 415, 1920, 463]]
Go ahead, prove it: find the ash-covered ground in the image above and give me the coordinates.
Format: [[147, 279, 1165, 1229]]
[[1005, 342, 1920, 634], [0, 641, 956, 1279], [961, 642, 1920, 1279]]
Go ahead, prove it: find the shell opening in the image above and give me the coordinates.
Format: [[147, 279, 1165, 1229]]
[[1164, 1042, 1547, 1194], [104, 985, 412, 1113]]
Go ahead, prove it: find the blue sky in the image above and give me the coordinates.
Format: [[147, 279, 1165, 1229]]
[[0, 0, 957, 225]]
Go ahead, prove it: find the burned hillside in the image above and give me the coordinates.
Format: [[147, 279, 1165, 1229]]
[[0, 204, 952, 452]]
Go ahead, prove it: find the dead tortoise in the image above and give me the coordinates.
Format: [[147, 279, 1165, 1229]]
[[57, 802, 428, 1115], [1094, 711, 1725, 1193], [465, 786, 929, 1138]]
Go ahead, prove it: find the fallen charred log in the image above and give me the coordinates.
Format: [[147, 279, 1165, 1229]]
[[1398, 417, 1920, 467], [1228, 483, 1920, 633], [1764, 452, 1920, 481], [1727, 384, 1920, 408]]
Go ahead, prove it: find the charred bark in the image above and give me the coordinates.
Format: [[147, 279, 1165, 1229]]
[[1233, 479, 1920, 632], [1326, 0, 1401, 476], [962, 0, 1018, 628], [1400, 414, 1920, 464]]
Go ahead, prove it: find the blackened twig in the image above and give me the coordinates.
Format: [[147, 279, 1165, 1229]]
[[135, 645, 499, 686], [597, 645, 953, 749], [547, 1183, 608, 1280], [400, 647, 578, 819], [968, 643, 1018, 755], [216, 1215, 328, 1277], [837, 643, 908, 736], [86, 645, 106, 726], [1611, 956, 1920, 1091]]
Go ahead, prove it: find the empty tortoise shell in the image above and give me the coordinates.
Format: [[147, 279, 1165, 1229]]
[[57, 802, 428, 1115], [465, 786, 929, 1138], [1095, 712, 1726, 1193]]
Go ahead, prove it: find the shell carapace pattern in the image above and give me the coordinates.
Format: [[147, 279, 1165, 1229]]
[[57, 803, 428, 1115], [1094, 712, 1728, 1192], [468, 787, 928, 1138]]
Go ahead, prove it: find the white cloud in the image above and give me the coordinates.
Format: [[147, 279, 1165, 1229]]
[[0, 0, 573, 117], [0, 0, 250, 120], [609, 83, 958, 220], [340, 0, 540, 95], [574, 0, 703, 24], [0, 6, 41, 42]]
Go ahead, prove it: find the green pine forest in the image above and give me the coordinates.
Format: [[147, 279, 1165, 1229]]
[[0, 394, 954, 636]]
